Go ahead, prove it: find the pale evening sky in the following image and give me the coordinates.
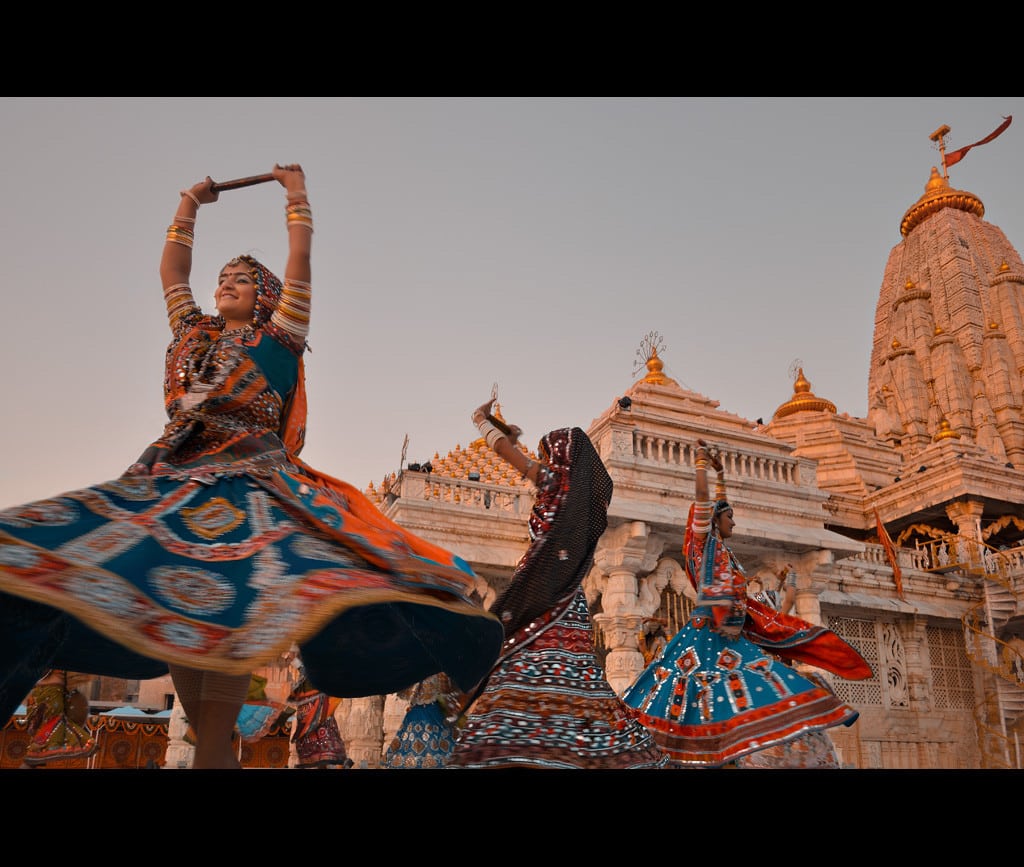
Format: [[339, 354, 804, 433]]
[[2, 97, 1022, 510]]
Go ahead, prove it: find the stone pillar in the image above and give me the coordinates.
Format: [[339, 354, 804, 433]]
[[162, 696, 194, 769], [902, 615, 930, 711], [794, 552, 834, 626], [592, 521, 663, 694], [946, 500, 986, 572], [337, 694, 385, 768]]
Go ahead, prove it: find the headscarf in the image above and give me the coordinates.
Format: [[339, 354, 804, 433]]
[[488, 427, 613, 637], [214, 254, 284, 332], [158, 254, 307, 458]]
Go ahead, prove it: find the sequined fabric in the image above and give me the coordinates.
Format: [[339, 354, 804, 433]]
[[236, 673, 291, 743], [384, 673, 464, 769], [488, 428, 612, 638], [735, 592, 843, 768], [289, 679, 347, 768], [21, 672, 97, 766], [623, 613, 858, 767], [449, 589, 667, 769]]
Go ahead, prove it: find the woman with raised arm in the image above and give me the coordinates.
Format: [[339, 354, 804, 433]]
[[623, 438, 871, 768], [0, 165, 502, 768], [447, 398, 667, 769]]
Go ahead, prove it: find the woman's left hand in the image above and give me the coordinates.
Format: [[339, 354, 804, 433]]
[[273, 163, 306, 197], [472, 398, 496, 424]]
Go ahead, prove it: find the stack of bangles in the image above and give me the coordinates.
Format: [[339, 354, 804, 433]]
[[286, 196, 313, 232], [472, 411, 512, 450], [166, 223, 194, 248]]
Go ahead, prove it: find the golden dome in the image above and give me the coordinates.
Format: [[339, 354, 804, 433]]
[[900, 167, 984, 238], [772, 367, 837, 420], [933, 418, 960, 441]]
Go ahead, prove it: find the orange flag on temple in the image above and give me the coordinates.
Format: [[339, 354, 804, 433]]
[[874, 507, 905, 600], [944, 115, 1012, 169]]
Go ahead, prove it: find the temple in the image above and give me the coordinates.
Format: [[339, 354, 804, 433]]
[[6, 122, 1023, 770]]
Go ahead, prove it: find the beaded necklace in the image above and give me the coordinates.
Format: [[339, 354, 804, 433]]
[[220, 324, 255, 342]]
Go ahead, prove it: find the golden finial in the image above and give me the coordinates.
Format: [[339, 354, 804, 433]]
[[929, 124, 952, 179], [633, 331, 667, 378], [772, 366, 836, 420], [631, 331, 679, 386], [933, 418, 960, 441]]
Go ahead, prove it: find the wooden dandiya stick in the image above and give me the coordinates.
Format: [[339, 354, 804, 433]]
[[209, 173, 276, 193]]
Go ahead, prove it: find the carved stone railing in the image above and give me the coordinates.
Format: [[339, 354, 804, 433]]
[[393, 471, 535, 517], [629, 434, 802, 486], [847, 541, 931, 572]]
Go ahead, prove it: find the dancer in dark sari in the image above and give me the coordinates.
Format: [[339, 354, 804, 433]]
[[447, 399, 667, 769]]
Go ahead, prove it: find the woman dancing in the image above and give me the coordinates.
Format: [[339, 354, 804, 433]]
[[0, 165, 503, 767], [623, 439, 870, 767]]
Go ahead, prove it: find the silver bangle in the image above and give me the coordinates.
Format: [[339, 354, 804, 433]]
[[484, 426, 504, 450]]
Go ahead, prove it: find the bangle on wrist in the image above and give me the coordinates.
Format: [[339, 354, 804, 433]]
[[179, 190, 201, 208], [476, 418, 505, 450], [286, 189, 309, 201]]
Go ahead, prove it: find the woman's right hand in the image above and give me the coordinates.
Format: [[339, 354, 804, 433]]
[[696, 438, 723, 472], [273, 163, 306, 198]]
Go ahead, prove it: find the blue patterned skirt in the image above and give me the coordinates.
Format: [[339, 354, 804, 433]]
[[622, 612, 858, 767], [0, 460, 503, 719]]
